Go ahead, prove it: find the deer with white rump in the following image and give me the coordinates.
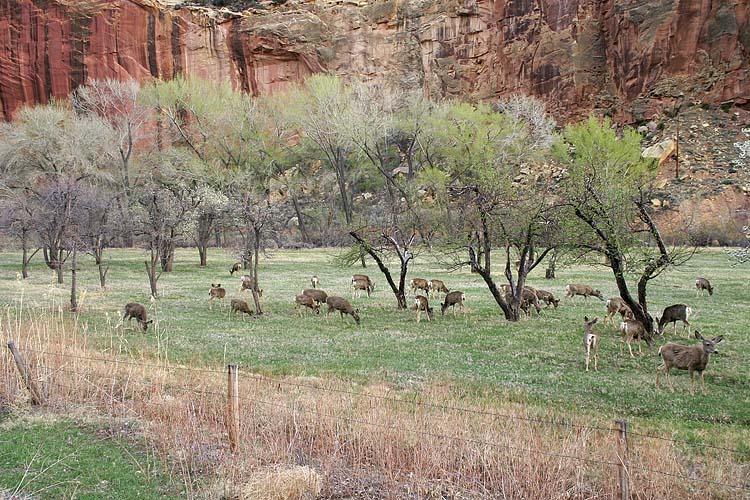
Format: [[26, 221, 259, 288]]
[[656, 304, 693, 337], [604, 297, 633, 326], [657, 331, 723, 394], [620, 318, 654, 357], [415, 295, 434, 323], [582, 316, 600, 372]]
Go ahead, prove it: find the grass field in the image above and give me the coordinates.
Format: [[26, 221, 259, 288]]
[[1, 247, 749, 453]]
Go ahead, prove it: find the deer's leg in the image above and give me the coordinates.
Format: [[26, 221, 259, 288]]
[[585, 347, 590, 372], [628, 339, 635, 358], [683, 320, 691, 337], [416, 309, 421, 324], [690, 369, 696, 395], [656, 363, 664, 387]]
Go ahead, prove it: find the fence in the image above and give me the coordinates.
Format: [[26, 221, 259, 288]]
[[4, 341, 750, 499]]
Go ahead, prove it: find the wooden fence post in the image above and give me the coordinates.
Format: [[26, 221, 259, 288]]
[[615, 419, 630, 500], [227, 364, 240, 453], [7, 341, 44, 406]]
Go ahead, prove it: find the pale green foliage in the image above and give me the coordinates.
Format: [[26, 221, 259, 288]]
[[0, 103, 116, 185]]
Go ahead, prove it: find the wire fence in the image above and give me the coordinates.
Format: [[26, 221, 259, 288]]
[[4, 344, 750, 496]]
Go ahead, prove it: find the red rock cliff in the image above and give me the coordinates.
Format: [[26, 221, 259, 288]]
[[0, 0, 748, 121]]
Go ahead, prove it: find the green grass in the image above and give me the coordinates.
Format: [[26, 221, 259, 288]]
[[1, 247, 749, 444], [0, 415, 178, 499]]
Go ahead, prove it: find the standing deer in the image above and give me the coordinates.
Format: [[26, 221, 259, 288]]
[[619, 319, 653, 357], [428, 279, 449, 298], [441, 291, 466, 316], [604, 297, 633, 326], [351, 278, 374, 298], [208, 284, 226, 310], [656, 331, 723, 394], [311, 275, 320, 289], [239, 275, 263, 297], [229, 262, 242, 275], [409, 278, 430, 296], [230, 298, 253, 318], [565, 284, 604, 304], [352, 274, 374, 291], [415, 295, 434, 323], [326, 296, 361, 325], [583, 316, 600, 372], [695, 278, 713, 296], [501, 285, 542, 316], [295, 294, 320, 315], [122, 303, 153, 332], [656, 304, 693, 337]]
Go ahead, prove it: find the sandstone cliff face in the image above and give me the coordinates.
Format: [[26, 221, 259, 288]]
[[0, 0, 748, 122]]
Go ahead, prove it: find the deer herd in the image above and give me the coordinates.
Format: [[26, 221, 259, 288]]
[[122, 264, 722, 395]]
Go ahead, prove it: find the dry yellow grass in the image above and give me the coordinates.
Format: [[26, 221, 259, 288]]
[[2, 304, 747, 499]]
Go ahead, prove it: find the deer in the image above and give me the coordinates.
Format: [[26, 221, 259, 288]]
[[230, 298, 253, 318], [565, 284, 604, 304], [619, 319, 654, 358], [656, 304, 693, 337], [501, 285, 542, 316], [302, 288, 328, 305], [441, 291, 466, 316], [351, 278, 374, 298], [311, 275, 320, 289], [695, 277, 713, 297], [295, 294, 320, 315], [428, 279, 449, 298], [534, 288, 560, 308], [229, 262, 242, 275], [409, 278, 430, 296], [657, 331, 723, 394], [326, 296, 360, 325], [239, 275, 263, 297], [604, 297, 634, 326], [122, 302, 153, 332], [352, 274, 374, 291], [415, 295, 434, 323], [208, 284, 226, 310], [583, 316, 600, 372]]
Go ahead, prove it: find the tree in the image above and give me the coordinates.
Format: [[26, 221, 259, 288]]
[[555, 116, 692, 333], [0, 192, 40, 279], [72, 79, 149, 246], [77, 186, 118, 288], [427, 98, 556, 321]]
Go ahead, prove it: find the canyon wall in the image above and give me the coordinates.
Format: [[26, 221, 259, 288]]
[[0, 0, 748, 121]]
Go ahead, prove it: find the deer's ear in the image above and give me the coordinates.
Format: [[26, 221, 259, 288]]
[[713, 335, 724, 343], [584, 316, 589, 321], [694, 330, 703, 340], [591, 318, 598, 324], [147, 320, 154, 324]]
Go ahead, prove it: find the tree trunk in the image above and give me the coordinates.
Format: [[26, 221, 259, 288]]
[[95, 250, 109, 289], [350, 231, 408, 309], [608, 249, 654, 334], [214, 226, 222, 247], [56, 248, 65, 284], [198, 244, 207, 267], [545, 249, 557, 279], [146, 256, 159, 298], [291, 196, 310, 244], [70, 246, 78, 312], [251, 228, 263, 315]]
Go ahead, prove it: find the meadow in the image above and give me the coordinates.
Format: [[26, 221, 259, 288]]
[[1, 246, 749, 498]]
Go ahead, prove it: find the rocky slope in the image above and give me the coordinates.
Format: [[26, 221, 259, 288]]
[[0, 0, 748, 122], [0, 0, 748, 236]]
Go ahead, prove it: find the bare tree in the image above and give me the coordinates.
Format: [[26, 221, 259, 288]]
[[0, 192, 40, 278]]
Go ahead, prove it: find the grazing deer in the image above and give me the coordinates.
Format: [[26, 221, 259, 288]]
[[239, 275, 263, 297], [311, 275, 320, 289], [695, 278, 713, 297], [619, 319, 653, 357], [326, 296, 361, 325], [230, 298, 253, 318], [302, 288, 328, 305], [295, 294, 320, 315], [657, 304, 692, 337], [428, 279, 449, 298], [415, 295, 434, 323], [351, 278, 374, 298], [604, 297, 633, 326], [230, 262, 242, 275], [441, 291, 466, 316], [352, 274, 374, 291], [657, 331, 723, 394], [208, 284, 226, 310], [123, 303, 153, 332], [534, 289, 560, 308], [501, 285, 542, 316], [565, 284, 604, 304], [409, 278, 430, 296], [583, 316, 600, 372]]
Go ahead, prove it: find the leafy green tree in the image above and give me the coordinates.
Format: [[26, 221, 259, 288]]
[[555, 116, 692, 333]]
